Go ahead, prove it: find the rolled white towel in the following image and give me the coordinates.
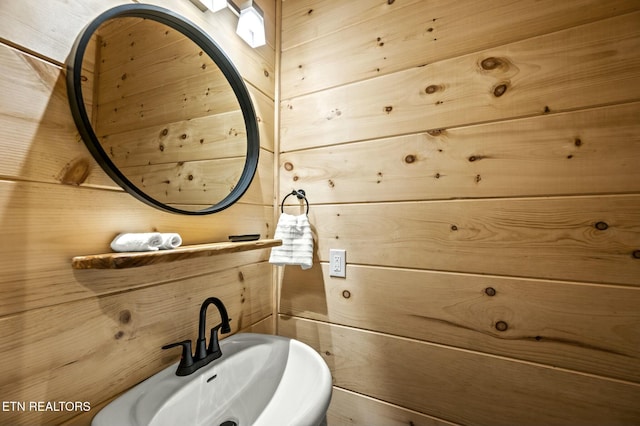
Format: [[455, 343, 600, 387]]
[[159, 233, 182, 250], [110, 233, 163, 252]]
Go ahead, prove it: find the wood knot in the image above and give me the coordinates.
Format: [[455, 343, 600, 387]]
[[485, 287, 496, 296], [159, 144, 165, 152], [384, 105, 393, 114], [404, 154, 416, 163], [264, 69, 269, 77], [495, 321, 508, 331], [161, 128, 169, 136], [387, 0, 395, 4], [632, 250, 640, 259], [594, 221, 608, 231], [427, 129, 444, 136], [119, 310, 131, 324], [493, 83, 508, 97], [450, 225, 458, 231], [307, 9, 313, 14], [342, 290, 351, 299], [292, 175, 299, 181], [326, 108, 342, 120], [425, 84, 440, 94], [544, 106, 551, 113], [114, 331, 125, 340], [328, 179, 335, 188], [284, 162, 294, 171], [59, 157, 91, 186], [480, 57, 503, 70], [574, 138, 582, 147]]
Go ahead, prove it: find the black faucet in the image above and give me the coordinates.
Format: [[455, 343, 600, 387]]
[[162, 297, 231, 376]]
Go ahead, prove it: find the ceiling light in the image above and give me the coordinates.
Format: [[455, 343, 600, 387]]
[[235, 1, 266, 48], [189, 0, 227, 13]]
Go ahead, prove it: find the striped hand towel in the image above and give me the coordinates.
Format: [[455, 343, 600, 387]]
[[269, 213, 313, 269]]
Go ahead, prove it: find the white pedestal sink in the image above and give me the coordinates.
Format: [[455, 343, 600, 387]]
[[92, 333, 332, 426]]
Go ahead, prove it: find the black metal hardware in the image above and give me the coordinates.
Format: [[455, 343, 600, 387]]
[[66, 4, 260, 215], [161, 340, 194, 372], [162, 297, 231, 376], [280, 189, 309, 215]]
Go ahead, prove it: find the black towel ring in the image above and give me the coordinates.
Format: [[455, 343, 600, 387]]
[[281, 189, 309, 215]]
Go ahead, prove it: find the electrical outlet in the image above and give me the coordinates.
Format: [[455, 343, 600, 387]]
[[329, 249, 346, 278]]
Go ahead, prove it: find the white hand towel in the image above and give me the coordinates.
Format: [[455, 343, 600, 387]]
[[110, 233, 163, 252], [269, 213, 314, 269], [159, 233, 182, 250]]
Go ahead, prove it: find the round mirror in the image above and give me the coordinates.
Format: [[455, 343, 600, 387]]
[[67, 4, 259, 215]]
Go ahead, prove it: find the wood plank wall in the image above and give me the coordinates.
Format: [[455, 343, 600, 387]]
[[278, 1, 640, 425], [0, 0, 275, 425]]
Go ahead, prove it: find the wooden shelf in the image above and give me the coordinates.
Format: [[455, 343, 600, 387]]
[[71, 239, 282, 270]]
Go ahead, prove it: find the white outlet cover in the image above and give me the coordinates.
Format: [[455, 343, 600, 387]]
[[329, 249, 346, 278]]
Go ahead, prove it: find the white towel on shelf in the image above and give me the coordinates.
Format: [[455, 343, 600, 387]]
[[159, 233, 182, 250], [269, 213, 313, 270], [110, 233, 163, 252]]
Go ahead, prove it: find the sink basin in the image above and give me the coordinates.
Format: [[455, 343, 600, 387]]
[[92, 333, 332, 426]]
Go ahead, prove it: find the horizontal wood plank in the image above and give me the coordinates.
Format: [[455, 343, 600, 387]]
[[280, 264, 640, 383], [328, 387, 457, 426], [281, 0, 640, 97], [279, 316, 640, 426], [280, 103, 640, 202], [307, 196, 640, 286], [281, 12, 640, 151], [0, 262, 273, 426], [101, 110, 247, 167], [119, 157, 246, 206], [281, 0, 423, 51]]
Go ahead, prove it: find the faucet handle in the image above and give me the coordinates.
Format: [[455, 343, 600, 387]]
[[207, 324, 223, 355], [162, 340, 194, 369]]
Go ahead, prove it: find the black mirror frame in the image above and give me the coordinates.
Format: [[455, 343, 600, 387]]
[[66, 4, 260, 215]]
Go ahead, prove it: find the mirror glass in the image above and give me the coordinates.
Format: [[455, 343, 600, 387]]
[[67, 5, 259, 215]]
